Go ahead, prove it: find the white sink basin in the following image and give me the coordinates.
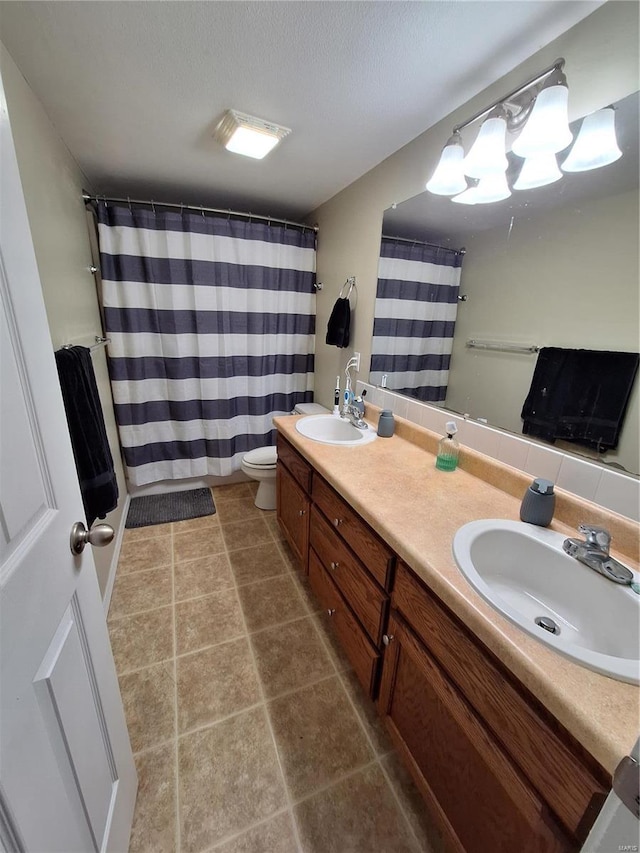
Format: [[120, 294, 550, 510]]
[[295, 414, 377, 446], [452, 519, 640, 684]]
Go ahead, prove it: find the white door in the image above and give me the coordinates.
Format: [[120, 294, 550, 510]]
[[582, 738, 639, 852], [0, 68, 136, 851]]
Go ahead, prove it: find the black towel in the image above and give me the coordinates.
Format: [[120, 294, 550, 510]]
[[325, 296, 351, 348], [55, 346, 118, 526], [521, 347, 639, 451]]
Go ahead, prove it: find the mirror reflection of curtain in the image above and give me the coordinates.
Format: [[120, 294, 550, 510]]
[[370, 237, 464, 402]]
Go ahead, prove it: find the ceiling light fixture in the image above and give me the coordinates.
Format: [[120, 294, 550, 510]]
[[426, 58, 622, 204], [213, 110, 291, 160]]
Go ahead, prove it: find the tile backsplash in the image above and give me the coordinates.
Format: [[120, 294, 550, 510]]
[[357, 381, 640, 523]]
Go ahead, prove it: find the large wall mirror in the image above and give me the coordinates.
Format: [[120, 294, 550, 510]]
[[373, 89, 639, 476]]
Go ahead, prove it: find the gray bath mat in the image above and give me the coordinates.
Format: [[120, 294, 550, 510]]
[[125, 488, 216, 528]]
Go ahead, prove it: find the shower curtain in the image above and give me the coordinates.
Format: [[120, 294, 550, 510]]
[[369, 237, 463, 403], [96, 202, 316, 486]]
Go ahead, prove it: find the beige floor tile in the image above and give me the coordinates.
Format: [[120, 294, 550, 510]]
[[237, 574, 307, 633], [212, 483, 253, 504], [294, 763, 417, 853], [339, 669, 393, 756], [175, 587, 245, 655], [289, 570, 321, 614], [250, 617, 333, 699], [177, 638, 261, 733], [221, 517, 273, 552], [129, 743, 176, 853], [123, 523, 171, 545], [108, 567, 172, 621], [267, 676, 373, 800], [179, 706, 287, 853], [174, 552, 235, 602], [381, 752, 445, 853], [216, 495, 264, 525], [228, 542, 289, 587], [172, 514, 220, 535], [277, 539, 302, 572], [265, 514, 286, 542], [119, 662, 176, 753], [312, 612, 351, 672], [117, 535, 173, 574], [210, 811, 298, 853], [108, 605, 174, 674], [174, 526, 225, 564]]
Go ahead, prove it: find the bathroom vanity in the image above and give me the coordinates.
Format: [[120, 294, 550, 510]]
[[274, 413, 639, 852]]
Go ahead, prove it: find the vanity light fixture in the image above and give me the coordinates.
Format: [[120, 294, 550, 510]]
[[561, 107, 622, 172], [513, 152, 563, 191], [213, 110, 291, 160], [463, 107, 509, 179], [425, 131, 467, 195], [511, 66, 572, 158], [426, 58, 621, 204]]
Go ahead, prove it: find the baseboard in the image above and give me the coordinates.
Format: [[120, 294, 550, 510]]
[[103, 493, 130, 616]]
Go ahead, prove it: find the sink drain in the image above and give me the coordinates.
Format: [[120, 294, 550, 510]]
[[535, 616, 560, 635]]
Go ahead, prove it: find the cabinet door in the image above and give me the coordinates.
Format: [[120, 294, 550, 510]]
[[378, 613, 572, 853], [276, 461, 310, 571]]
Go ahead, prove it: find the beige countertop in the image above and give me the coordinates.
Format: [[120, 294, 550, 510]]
[[274, 410, 640, 776]]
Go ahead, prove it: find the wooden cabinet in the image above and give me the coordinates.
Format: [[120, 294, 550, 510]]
[[275, 430, 610, 852], [308, 550, 379, 695], [379, 563, 610, 851], [379, 612, 571, 853], [276, 436, 311, 571]]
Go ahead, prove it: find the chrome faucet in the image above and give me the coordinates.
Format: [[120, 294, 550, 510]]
[[562, 524, 634, 585], [341, 401, 368, 430]]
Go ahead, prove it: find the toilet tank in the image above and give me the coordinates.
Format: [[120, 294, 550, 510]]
[[293, 403, 329, 415]]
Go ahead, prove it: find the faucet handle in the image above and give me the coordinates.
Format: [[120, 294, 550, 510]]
[[578, 524, 611, 553]]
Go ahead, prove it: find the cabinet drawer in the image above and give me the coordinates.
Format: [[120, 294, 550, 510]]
[[312, 474, 394, 589], [310, 505, 388, 646], [393, 562, 609, 842], [308, 548, 379, 696], [277, 434, 312, 493]]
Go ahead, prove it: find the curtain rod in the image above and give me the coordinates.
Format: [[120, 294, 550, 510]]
[[382, 233, 466, 255], [82, 192, 318, 233]]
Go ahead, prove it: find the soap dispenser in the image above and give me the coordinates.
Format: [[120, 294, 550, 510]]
[[435, 421, 459, 471], [520, 478, 555, 527]]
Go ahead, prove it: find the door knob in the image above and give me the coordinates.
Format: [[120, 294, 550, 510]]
[[70, 521, 115, 555]]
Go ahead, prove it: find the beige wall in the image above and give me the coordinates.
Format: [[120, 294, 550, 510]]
[[1, 45, 126, 598], [310, 1, 639, 417], [446, 188, 639, 474]]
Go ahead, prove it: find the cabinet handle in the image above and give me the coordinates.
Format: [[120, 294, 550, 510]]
[[330, 561, 339, 571], [298, 509, 306, 516], [333, 518, 343, 527], [327, 608, 336, 617], [382, 634, 395, 646]]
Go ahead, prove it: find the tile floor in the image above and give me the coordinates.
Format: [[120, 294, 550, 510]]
[[108, 482, 444, 853]]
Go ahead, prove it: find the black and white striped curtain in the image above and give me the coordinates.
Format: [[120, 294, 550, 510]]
[[370, 238, 463, 403], [97, 203, 315, 486]]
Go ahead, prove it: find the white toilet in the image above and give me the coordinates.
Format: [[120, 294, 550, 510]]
[[241, 403, 329, 510]]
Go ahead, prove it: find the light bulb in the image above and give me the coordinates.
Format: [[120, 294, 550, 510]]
[[561, 107, 622, 172], [451, 186, 478, 205], [513, 153, 562, 190], [463, 114, 508, 179], [473, 173, 511, 204], [426, 133, 467, 195], [512, 83, 573, 157]]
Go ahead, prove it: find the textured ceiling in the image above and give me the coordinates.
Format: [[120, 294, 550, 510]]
[[0, 1, 603, 220]]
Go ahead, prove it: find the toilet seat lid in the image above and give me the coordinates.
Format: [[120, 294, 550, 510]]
[[244, 446, 277, 467]]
